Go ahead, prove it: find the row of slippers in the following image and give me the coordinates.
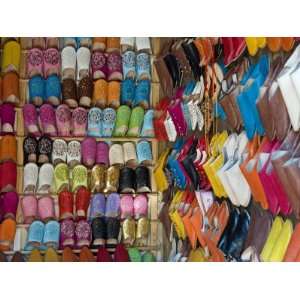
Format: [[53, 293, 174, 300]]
[[20, 192, 149, 224], [24, 136, 153, 167], [23, 104, 154, 138], [28, 76, 151, 109], [0, 245, 155, 262], [23, 163, 151, 194], [18, 37, 152, 54]]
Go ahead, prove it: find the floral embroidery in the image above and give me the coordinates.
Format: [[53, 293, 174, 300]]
[[28, 49, 43, 66], [57, 106, 71, 123], [44, 48, 60, 65], [73, 108, 87, 125], [107, 53, 122, 73], [92, 51, 106, 69]]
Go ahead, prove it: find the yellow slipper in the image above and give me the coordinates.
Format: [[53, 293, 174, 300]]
[[260, 216, 283, 262], [268, 219, 293, 262], [245, 37, 259, 56], [256, 37, 266, 49], [28, 248, 43, 262], [44, 247, 60, 262]]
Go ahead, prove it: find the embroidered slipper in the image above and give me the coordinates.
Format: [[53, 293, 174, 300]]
[[91, 51, 107, 80], [71, 164, 88, 192], [122, 219, 136, 245], [0, 135, 17, 163], [52, 139, 67, 165], [106, 38, 120, 53], [27, 48, 44, 78], [136, 52, 151, 81], [2, 191, 19, 219], [78, 76, 93, 107], [23, 162, 38, 193], [67, 140, 81, 167], [0, 161, 17, 193], [39, 104, 57, 136], [21, 195, 38, 224], [28, 249, 43, 262], [134, 195, 148, 219], [123, 142, 138, 168], [96, 142, 109, 165], [127, 106, 144, 137], [120, 195, 134, 219], [44, 247, 60, 262], [105, 193, 121, 218], [109, 143, 125, 166], [0, 103, 15, 134], [92, 37, 107, 51], [113, 105, 131, 137], [135, 37, 151, 53], [2, 40, 21, 73], [88, 107, 103, 137], [106, 217, 121, 252], [81, 137, 96, 167], [61, 46, 76, 80], [89, 194, 106, 220], [24, 220, 44, 251], [135, 166, 151, 193], [43, 220, 60, 249], [121, 78, 135, 106], [72, 107, 87, 137], [62, 247, 78, 262], [37, 163, 54, 193], [54, 163, 69, 193], [141, 109, 154, 138], [119, 167, 135, 193], [37, 135, 52, 164], [58, 190, 74, 220], [134, 79, 151, 109], [45, 75, 61, 106], [107, 52, 122, 81], [137, 140, 153, 166], [122, 51, 136, 79], [44, 48, 60, 78], [62, 78, 78, 108], [55, 104, 72, 137], [91, 217, 106, 248], [23, 136, 38, 164], [2, 72, 19, 104], [60, 219, 75, 248], [91, 165, 106, 193], [29, 75, 45, 106], [37, 196, 55, 222], [107, 81, 121, 109], [104, 166, 120, 193], [77, 47, 91, 80], [79, 246, 95, 261], [96, 246, 112, 261], [102, 108, 116, 137], [136, 217, 149, 245], [120, 37, 135, 52], [93, 79, 108, 108], [75, 220, 92, 248], [23, 104, 41, 136]]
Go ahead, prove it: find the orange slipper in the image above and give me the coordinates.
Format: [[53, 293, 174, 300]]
[[0, 135, 17, 163], [190, 207, 206, 248], [62, 247, 78, 262], [267, 37, 282, 52], [106, 38, 120, 53], [181, 207, 197, 249], [0, 218, 16, 251], [284, 223, 300, 262], [281, 37, 295, 52], [79, 246, 95, 262]]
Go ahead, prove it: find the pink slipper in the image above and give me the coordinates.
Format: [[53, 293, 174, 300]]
[[43, 48, 60, 78], [72, 107, 87, 137], [21, 195, 38, 224], [23, 104, 41, 136], [38, 196, 55, 221], [27, 48, 44, 78], [81, 137, 97, 167], [55, 104, 72, 137], [39, 104, 57, 136]]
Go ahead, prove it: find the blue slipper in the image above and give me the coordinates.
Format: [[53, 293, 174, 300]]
[[88, 107, 103, 137], [45, 74, 61, 106], [42, 220, 60, 250], [29, 75, 45, 106], [25, 220, 45, 251]]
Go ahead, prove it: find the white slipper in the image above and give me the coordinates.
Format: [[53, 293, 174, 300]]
[[109, 144, 124, 166], [77, 47, 91, 80], [123, 142, 138, 168], [120, 37, 135, 52], [13, 227, 28, 251], [37, 163, 54, 193], [67, 140, 81, 167], [52, 139, 68, 165], [135, 37, 151, 53], [61, 46, 76, 80], [24, 162, 38, 194]]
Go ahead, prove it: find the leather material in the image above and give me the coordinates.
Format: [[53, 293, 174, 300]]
[[91, 217, 106, 247], [119, 167, 135, 193]]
